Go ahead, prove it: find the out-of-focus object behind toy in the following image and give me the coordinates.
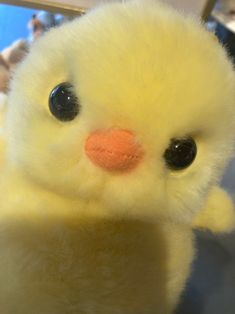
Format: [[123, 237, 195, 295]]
[[0, 0, 216, 20], [211, 0, 235, 62], [0, 38, 29, 95], [2, 39, 29, 70], [0, 55, 10, 94], [27, 10, 74, 42], [27, 13, 45, 40]]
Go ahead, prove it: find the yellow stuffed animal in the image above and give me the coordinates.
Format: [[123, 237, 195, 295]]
[[1, 1, 235, 313], [0, 92, 7, 166]]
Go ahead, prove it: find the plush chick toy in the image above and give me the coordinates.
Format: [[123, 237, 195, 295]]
[[1, 1, 235, 313], [0, 92, 6, 166]]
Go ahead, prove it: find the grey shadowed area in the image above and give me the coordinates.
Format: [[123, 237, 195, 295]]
[[176, 158, 235, 314]]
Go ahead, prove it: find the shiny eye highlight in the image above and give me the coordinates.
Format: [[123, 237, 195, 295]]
[[49, 82, 80, 121], [164, 137, 197, 170]]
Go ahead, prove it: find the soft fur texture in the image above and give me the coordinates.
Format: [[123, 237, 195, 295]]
[[0, 92, 6, 166], [0, 1, 235, 313]]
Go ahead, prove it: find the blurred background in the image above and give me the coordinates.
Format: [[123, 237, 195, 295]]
[[0, 0, 235, 313]]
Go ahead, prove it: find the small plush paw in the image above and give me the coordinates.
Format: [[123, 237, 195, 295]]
[[193, 186, 235, 233]]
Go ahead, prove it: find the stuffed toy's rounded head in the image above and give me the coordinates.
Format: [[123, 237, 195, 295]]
[[6, 0, 235, 222]]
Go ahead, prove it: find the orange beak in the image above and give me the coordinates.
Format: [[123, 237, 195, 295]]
[[85, 128, 144, 172]]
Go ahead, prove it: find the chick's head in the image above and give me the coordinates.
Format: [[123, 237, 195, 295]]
[[7, 1, 235, 223]]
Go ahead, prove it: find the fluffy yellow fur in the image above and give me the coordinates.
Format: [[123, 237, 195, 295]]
[[193, 186, 235, 232], [0, 0, 235, 313], [0, 94, 6, 166]]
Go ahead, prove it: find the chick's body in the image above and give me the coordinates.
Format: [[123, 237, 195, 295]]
[[1, 1, 235, 313], [0, 174, 193, 314]]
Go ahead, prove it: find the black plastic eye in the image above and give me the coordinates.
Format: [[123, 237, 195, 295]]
[[164, 137, 197, 170], [49, 82, 80, 121]]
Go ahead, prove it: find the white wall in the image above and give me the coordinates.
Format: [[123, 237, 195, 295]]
[[36, 0, 212, 14], [25, 0, 215, 17], [163, 0, 212, 16]]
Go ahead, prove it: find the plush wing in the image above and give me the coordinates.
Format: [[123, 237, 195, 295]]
[[193, 186, 235, 233]]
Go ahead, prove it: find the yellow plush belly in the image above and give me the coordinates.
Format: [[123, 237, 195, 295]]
[[0, 215, 193, 314]]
